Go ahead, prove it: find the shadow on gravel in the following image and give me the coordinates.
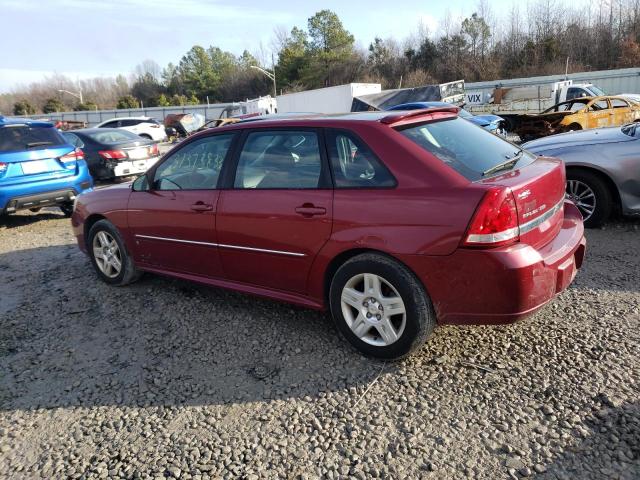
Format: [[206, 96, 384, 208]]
[[540, 402, 639, 480], [0, 211, 66, 228], [0, 244, 395, 412]]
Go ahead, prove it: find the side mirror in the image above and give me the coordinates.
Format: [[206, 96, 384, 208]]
[[132, 173, 150, 192]]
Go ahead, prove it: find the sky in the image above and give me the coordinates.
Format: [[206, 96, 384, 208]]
[[0, 0, 520, 93]]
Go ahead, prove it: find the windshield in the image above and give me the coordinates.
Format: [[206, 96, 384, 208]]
[[621, 123, 640, 138], [397, 117, 535, 181], [86, 129, 142, 144], [589, 85, 606, 96]]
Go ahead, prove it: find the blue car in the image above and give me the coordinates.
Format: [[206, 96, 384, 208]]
[[0, 116, 93, 217], [386, 101, 506, 135]]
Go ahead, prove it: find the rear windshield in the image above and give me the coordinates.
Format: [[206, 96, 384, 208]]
[[397, 117, 533, 181], [0, 125, 66, 152], [86, 130, 141, 144]]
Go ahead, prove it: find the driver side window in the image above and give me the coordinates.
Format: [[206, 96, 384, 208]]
[[153, 134, 235, 190]]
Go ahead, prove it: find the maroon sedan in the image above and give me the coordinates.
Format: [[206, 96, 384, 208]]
[[72, 108, 586, 359]]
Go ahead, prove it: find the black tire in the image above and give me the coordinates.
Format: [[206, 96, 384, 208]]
[[29, 207, 42, 213], [567, 123, 582, 131], [566, 170, 612, 228], [139, 134, 152, 140], [59, 203, 74, 217], [329, 253, 436, 360], [87, 219, 142, 286]]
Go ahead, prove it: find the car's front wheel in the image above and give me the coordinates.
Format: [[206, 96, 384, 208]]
[[329, 253, 436, 360], [88, 219, 142, 285]]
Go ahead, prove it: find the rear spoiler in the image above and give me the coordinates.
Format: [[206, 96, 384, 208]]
[[380, 107, 460, 126]]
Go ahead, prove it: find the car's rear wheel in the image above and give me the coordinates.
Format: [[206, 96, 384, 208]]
[[139, 134, 152, 140], [566, 170, 612, 228], [88, 219, 142, 285], [329, 253, 436, 360]]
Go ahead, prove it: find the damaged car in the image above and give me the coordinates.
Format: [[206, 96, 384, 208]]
[[503, 96, 640, 141]]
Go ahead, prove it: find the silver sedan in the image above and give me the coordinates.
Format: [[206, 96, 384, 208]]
[[523, 124, 640, 227]]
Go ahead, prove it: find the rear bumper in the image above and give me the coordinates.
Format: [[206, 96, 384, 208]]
[[110, 157, 159, 177], [401, 201, 586, 325], [0, 161, 93, 213]]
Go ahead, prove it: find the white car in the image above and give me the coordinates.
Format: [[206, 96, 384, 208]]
[[95, 117, 166, 142], [620, 93, 640, 104]]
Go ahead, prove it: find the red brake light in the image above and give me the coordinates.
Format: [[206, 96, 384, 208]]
[[0, 162, 7, 173], [98, 149, 127, 160], [59, 148, 84, 169], [463, 187, 519, 247]]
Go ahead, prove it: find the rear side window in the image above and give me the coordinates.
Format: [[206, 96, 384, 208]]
[[398, 117, 531, 181], [326, 129, 395, 188], [62, 132, 84, 148], [120, 119, 141, 127], [0, 125, 66, 152], [234, 130, 322, 189]]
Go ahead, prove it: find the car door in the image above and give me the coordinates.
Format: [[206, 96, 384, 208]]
[[216, 128, 333, 294], [127, 133, 237, 277], [610, 98, 633, 125], [120, 119, 139, 135], [582, 98, 611, 129]]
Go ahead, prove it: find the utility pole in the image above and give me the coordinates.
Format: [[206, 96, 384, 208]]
[[251, 58, 277, 98]]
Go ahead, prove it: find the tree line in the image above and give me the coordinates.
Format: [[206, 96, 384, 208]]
[[2, 1, 640, 115]]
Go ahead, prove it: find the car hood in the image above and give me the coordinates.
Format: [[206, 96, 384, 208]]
[[523, 126, 635, 152], [469, 114, 504, 127]]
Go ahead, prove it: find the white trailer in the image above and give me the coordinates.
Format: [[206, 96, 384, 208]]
[[276, 83, 382, 114], [467, 80, 606, 114]]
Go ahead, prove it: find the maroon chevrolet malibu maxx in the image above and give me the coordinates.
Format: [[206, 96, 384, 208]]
[[72, 108, 586, 359]]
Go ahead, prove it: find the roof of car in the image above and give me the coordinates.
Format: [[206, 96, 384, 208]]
[[98, 116, 153, 122], [0, 116, 55, 128], [229, 108, 460, 126]]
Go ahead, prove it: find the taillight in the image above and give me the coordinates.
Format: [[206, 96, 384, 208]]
[[0, 162, 7, 174], [59, 148, 84, 169], [148, 144, 159, 156], [98, 150, 127, 160], [463, 187, 520, 247], [150, 124, 160, 128]]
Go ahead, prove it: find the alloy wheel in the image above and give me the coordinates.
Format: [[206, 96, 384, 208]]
[[340, 273, 406, 347], [566, 180, 596, 222], [92, 231, 122, 278]]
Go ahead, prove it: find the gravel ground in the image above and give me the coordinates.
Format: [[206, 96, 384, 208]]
[[0, 209, 638, 480]]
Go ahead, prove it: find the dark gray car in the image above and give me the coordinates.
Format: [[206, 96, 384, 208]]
[[523, 124, 640, 227]]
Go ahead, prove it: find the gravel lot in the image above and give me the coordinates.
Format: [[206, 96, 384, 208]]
[[0, 209, 638, 479]]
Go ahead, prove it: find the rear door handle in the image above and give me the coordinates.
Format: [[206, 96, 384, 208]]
[[295, 204, 326, 217], [191, 202, 213, 212]]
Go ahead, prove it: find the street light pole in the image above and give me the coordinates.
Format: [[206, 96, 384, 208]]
[[58, 89, 83, 104], [250, 60, 277, 98]]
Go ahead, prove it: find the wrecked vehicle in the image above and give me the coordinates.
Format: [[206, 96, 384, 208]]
[[163, 113, 206, 139], [501, 96, 640, 141]]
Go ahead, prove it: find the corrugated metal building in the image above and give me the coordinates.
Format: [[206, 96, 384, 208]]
[[466, 67, 640, 96]]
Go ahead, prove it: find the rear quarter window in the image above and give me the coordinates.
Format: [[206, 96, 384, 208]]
[[0, 125, 66, 152], [398, 117, 533, 181], [326, 129, 396, 188]]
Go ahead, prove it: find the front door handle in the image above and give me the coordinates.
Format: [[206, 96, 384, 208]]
[[191, 202, 213, 212], [295, 203, 326, 217]]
